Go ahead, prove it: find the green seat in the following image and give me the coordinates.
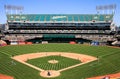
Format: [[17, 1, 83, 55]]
[[74, 16, 79, 21], [40, 15, 45, 21], [79, 15, 85, 21], [68, 16, 73, 21], [7, 14, 113, 22]]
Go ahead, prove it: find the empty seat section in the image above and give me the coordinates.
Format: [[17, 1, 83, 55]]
[[34, 15, 40, 21], [86, 15, 92, 21], [45, 15, 51, 21], [20, 15, 27, 21], [68, 16, 73, 21], [99, 15, 105, 21], [85, 15, 90, 21], [29, 15, 35, 21], [40, 15, 45, 21], [73, 16, 79, 21], [56, 17, 64, 21], [79, 15, 85, 21], [7, 14, 113, 22], [8, 15, 14, 21], [26, 15, 31, 21], [14, 15, 21, 21]]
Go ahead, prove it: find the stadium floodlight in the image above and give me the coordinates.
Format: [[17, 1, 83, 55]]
[[96, 4, 116, 14], [4, 5, 24, 14], [109, 4, 116, 9], [96, 4, 116, 10], [4, 5, 24, 10]]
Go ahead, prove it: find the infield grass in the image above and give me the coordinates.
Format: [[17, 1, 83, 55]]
[[27, 55, 81, 70], [0, 43, 120, 79]]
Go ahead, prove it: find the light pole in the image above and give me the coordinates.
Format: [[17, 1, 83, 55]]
[[96, 4, 116, 14]]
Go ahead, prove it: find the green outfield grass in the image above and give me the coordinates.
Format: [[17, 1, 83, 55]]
[[0, 43, 120, 79], [27, 56, 81, 70]]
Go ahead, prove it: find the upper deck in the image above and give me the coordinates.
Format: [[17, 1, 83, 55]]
[[7, 14, 113, 23]]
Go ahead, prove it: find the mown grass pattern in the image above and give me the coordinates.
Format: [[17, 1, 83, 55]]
[[27, 56, 81, 70], [0, 43, 120, 79]]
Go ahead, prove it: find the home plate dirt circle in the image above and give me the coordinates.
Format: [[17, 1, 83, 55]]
[[48, 60, 58, 64], [40, 70, 60, 78]]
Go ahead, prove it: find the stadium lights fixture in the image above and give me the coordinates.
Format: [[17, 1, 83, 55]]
[[4, 5, 24, 14], [96, 4, 116, 14]]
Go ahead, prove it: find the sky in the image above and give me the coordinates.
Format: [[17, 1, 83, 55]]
[[0, 0, 120, 26]]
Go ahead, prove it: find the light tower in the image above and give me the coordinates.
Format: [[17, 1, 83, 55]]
[[4, 5, 24, 30], [4, 5, 24, 15], [96, 4, 116, 14], [96, 4, 116, 32]]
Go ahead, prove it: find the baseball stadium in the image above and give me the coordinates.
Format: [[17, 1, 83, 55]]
[[0, 1, 120, 79]]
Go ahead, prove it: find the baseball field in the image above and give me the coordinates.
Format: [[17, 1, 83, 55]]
[[0, 43, 120, 79]]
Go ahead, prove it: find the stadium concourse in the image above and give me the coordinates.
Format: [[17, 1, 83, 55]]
[[1, 14, 117, 45]]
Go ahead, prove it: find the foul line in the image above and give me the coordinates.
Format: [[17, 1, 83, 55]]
[[58, 59, 97, 72], [11, 57, 44, 72], [12, 52, 97, 73]]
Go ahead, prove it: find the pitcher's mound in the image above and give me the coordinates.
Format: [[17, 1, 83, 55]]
[[40, 70, 60, 78], [48, 60, 58, 64]]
